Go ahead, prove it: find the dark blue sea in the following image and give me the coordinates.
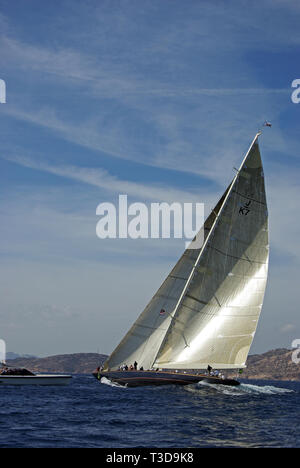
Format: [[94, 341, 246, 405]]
[[0, 375, 299, 448]]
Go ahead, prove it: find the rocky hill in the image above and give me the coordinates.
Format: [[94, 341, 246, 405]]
[[232, 348, 300, 381], [6, 353, 107, 374], [5, 348, 300, 380]]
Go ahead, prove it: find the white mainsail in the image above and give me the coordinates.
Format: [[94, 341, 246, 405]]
[[104, 133, 269, 371]]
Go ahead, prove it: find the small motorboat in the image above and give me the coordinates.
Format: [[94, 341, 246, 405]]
[[0, 365, 72, 386]]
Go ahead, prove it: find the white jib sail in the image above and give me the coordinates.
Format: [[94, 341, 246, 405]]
[[104, 133, 269, 371]]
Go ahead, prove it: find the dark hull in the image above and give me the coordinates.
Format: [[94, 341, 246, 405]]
[[93, 370, 240, 387]]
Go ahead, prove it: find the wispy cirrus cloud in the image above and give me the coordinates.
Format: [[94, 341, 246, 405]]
[[3, 153, 203, 204], [0, 8, 293, 188], [2, 98, 290, 189], [1, 35, 292, 97]]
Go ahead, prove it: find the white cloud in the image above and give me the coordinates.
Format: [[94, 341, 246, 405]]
[[3, 153, 203, 204]]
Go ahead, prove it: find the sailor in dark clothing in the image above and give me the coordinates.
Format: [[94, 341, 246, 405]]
[[134, 361, 138, 370]]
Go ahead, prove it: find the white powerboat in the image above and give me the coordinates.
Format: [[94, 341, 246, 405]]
[[0, 366, 72, 386]]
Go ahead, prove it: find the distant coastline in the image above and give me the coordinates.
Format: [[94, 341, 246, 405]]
[[6, 348, 300, 381]]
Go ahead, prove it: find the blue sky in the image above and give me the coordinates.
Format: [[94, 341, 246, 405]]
[[0, 0, 300, 357]]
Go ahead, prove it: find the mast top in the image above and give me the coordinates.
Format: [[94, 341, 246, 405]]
[[258, 121, 272, 134]]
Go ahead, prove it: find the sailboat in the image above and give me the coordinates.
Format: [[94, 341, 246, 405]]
[[93, 132, 269, 387]]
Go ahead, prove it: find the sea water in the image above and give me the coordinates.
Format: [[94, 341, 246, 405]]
[[0, 375, 299, 447]]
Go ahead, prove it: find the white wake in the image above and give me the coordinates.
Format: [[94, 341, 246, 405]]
[[185, 380, 294, 396], [100, 376, 127, 388], [238, 383, 294, 395]]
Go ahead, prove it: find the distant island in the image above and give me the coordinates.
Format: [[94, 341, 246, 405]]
[[5, 348, 300, 381], [6, 353, 107, 375]]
